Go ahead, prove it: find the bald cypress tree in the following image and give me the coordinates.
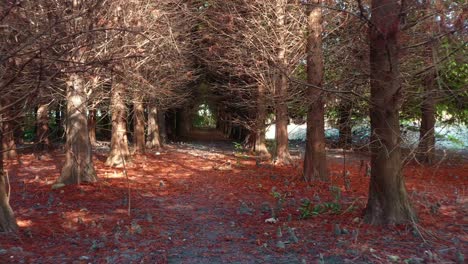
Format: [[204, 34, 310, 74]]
[[365, 0, 416, 224]]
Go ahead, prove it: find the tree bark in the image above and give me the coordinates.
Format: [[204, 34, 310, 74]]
[[106, 82, 130, 166], [304, 0, 327, 180], [133, 95, 145, 153], [158, 110, 167, 144], [1, 103, 17, 160], [338, 100, 353, 148], [88, 109, 97, 146], [146, 103, 161, 150], [255, 85, 271, 158], [57, 73, 97, 185], [417, 74, 436, 164], [36, 103, 51, 152], [274, 0, 291, 165], [364, 0, 416, 225], [0, 108, 17, 232], [417, 16, 437, 165]]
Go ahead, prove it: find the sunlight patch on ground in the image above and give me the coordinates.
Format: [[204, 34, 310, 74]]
[[17, 219, 33, 228]]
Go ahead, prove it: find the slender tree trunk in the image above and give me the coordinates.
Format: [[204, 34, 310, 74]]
[[274, 0, 291, 165], [133, 95, 145, 153], [88, 109, 97, 146], [36, 103, 51, 152], [158, 110, 167, 144], [55, 104, 64, 140], [146, 103, 161, 149], [364, 0, 416, 225], [303, 0, 327, 180], [338, 100, 353, 148], [418, 74, 436, 164], [255, 85, 271, 158], [417, 21, 437, 164], [57, 73, 97, 185], [106, 82, 130, 166]]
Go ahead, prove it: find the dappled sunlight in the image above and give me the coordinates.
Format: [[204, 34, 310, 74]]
[[16, 219, 33, 228], [1, 146, 466, 262]]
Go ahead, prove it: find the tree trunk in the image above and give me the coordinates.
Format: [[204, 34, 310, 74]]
[[255, 85, 270, 158], [417, 17, 437, 164], [338, 100, 353, 148], [36, 103, 51, 152], [106, 83, 130, 166], [176, 108, 191, 139], [55, 104, 64, 140], [0, 107, 17, 232], [158, 110, 167, 144], [133, 95, 145, 153], [57, 73, 97, 185], [417, 74, 436, 164], [88, 109, 97, 146], [303, 0, 327, 180], [274, 0, 291, 165], [146, 103, 161, 150], [1, 109, 17, 160], [364, 0, 416, 225]]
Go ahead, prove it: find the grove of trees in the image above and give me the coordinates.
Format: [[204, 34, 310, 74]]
[[0, 0, 466, 233]]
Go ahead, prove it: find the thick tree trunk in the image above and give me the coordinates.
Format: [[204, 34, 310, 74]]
[[0, 172, 17, 232], [36, 103, 51, 152], [133, 95, 145, 153], [1, 99, 17, 160], [364, 0, 416, 225], [255, 85, 270, 158], [88, 109, 97, 146], [304, 0, 327, 181], [338, 100, 353, 148], [2, 119, 17, 160], [106, 83, 130, 166], [274, 0, 291, 165], [57, 73, 97, 185], [0, 109, 17, 232], [146, 103, 161, 150]]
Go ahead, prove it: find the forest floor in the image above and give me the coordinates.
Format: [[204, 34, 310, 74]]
[[0, 138, 467, 263]]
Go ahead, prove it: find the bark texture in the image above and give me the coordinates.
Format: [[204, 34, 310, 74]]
[[255, 85, 270, 158], [158, 110, 167, 144], [365, 0, 416, 225], [88, 109, 97, 146], [0, 171, 17, 232], [1, 118, 17, 160], [58, 73, 97, 185], [274, 0, 291, 164], [0, 113, 17, 232], [417, 74, 436, 164], [146, 103, 162, 149], [106, 83, 130, 167], [304, 0, 328, 181], [133, 95, 145, 153]]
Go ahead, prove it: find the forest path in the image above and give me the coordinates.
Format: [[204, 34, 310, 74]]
[[0, 141, 466, 263]]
